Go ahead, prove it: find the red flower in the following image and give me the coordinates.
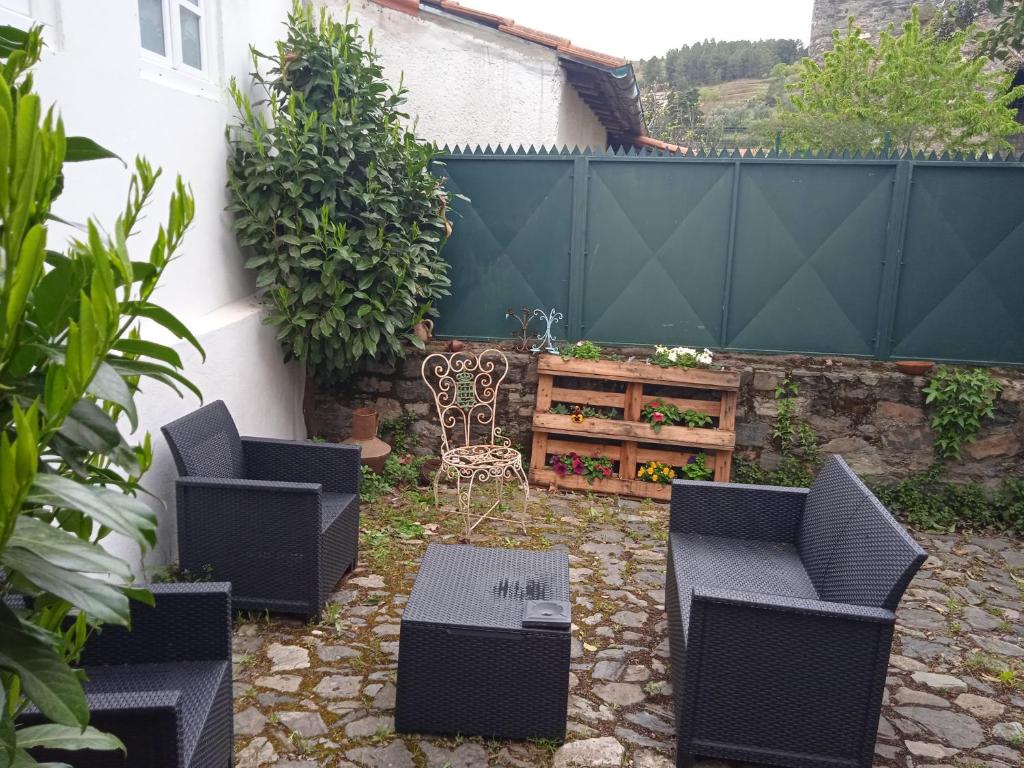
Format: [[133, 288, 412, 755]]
[[601, 466, 612, 477], [652, 412, 665, 422]]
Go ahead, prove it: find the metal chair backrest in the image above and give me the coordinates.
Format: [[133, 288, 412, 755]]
[[421, 348, 509, 454]]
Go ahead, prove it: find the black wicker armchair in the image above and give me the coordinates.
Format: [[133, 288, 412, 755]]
[[161, 400, 360, 619], [666, 454, 926, 768], [25, 583, 232, 768]]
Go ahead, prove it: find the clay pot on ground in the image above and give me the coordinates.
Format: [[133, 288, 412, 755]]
[[412, 318, 434, 344], [346, 407, 391, 473], [445, 339, 464, 353]]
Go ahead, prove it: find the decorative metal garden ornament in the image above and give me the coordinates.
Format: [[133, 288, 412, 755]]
[[505, 306, 535, 352], [421, 348, 529, 540], [531, 307, 563, 354]]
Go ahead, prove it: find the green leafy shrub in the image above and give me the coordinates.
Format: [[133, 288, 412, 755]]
[[0, 25, 200, 760], [873, 472, 1024, 534], [227, 2, 452, 384], [680, 453, 714, 480], [359, 455, 430, 503], [923, 366, 1002, 461]]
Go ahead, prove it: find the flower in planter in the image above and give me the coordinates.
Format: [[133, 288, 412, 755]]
[[650, 345, 714, 369], [640, 400, 712, 432], [551, 452, 614, 484], [570, 406, 585, 424], [637, 461, 676, 483], [681, 453, 713, 481]]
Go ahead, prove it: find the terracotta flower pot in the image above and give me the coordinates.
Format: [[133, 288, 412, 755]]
[[347, 407, 391, 473], [445, 339, 464, 353], [412, 318, 434, 344], [895, 360, 934, 376]]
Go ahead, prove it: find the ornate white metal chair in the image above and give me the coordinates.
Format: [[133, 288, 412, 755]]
[[421, 348, 529, 538]]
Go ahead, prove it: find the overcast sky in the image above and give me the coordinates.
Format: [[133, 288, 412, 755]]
[[459, 0, 816, 60]]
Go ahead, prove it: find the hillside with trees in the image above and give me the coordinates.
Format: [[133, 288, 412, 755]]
[[635, 39, 807, 149]]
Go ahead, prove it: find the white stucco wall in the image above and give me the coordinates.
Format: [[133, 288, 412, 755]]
[[19, 0, 305, 574], [333, 0, 609, 149]]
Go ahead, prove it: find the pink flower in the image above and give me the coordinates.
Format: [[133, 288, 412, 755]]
[[652, 412, 665, 422]]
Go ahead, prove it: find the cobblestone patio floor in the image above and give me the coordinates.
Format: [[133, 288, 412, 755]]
[[231, 488, 1024, 767]]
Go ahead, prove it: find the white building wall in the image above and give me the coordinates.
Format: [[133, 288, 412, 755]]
[[335, 0, 609, 149], [19, 0, 304, 574]]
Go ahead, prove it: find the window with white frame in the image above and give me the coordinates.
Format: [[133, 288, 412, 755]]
[[138, 0, 206, 74]]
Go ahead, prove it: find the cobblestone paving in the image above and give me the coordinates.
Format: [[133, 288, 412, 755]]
[[230, 489, 1024, 767]]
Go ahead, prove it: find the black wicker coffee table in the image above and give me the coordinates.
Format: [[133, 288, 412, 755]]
[[395, 544, 571, 741]]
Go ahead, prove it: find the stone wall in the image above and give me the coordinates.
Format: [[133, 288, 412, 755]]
[[809, 0, 998, 58], [314, 342, 1024, 485]]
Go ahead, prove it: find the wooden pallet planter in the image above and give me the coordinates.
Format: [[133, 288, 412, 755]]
[[529, 355, 740, 500]]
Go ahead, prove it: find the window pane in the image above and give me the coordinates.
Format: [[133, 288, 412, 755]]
[[138, 0, 165, 55], [179, 6, 201, 69]]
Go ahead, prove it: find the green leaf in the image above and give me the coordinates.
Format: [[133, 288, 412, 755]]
[[27, 474, 157, 548], [0, 25, 28, 57], [85, 362, 137, 430], [112, 338, 183, 368], [64, 137, 123, 165], [16, 724, 124, 754], [0, 603, 87, 728], [107, 359, 201, 401], [0, 549, 130, 625], [8, 516, 133, 580], [127, 302, 205, 360]]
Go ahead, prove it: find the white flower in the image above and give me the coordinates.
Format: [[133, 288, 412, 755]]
[[679, 347, 697, 358], [697, 349, 713, 365], [654, 345, 668, 355], [667, 350, 678, 362]]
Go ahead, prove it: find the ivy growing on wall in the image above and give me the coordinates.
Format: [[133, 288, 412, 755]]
[[227, 2, 452, 386]]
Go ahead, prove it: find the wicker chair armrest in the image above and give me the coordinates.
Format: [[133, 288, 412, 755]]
[[177, 475, 321, 494], [670, 480, 807, 542], [80, 583, 232, 665], [242, 437, 360, 494], [692, 586, 895, 624]]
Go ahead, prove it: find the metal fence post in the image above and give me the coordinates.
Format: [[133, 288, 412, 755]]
[[873, 157, 913, 359], [719, 158, 742, 348], [567, 154, 590, 342]]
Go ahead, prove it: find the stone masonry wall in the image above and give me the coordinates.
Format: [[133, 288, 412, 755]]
[[314, 341, 1024, 485]]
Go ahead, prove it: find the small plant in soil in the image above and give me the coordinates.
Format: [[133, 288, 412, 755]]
[[560, 339, 603, 360], [640, 399, 712, 432]]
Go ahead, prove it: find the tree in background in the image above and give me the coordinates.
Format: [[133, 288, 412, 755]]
[[773, 7, 1024, 153], [0, 24, 202, 764], [227, 2, 452, 422], [979, 0, 1024, 58]]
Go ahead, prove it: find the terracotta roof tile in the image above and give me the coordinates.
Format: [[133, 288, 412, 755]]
[[556, 44, 627, 69], [633, 135, 689, 155], [438, 0, 512, 27], [373, 0, 420, 15], [497, 23, 571, 49]]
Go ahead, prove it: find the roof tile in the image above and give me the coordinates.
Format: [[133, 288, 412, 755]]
[[556, 44, 627, 69], [438, 0, 512, 27], [497, 23, 571, 49]]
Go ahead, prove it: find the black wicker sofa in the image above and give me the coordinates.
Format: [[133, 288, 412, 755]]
[[161, 400, 360, 619], [24, 582, 233, 768], [666, 454, 926, 768]]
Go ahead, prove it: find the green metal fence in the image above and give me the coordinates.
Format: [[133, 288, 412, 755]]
[[436, 147, 1024, 365]]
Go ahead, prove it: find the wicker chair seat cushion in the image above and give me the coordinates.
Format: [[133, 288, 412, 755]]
[[441, 444, 522, 472], [670, 532, 818, 636], [322, 492, 357, 532]]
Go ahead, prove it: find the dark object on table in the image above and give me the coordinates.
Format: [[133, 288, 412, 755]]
[[396, 544, 571, 741], [24, 583, 233, 768], [895, 360, 934, 375], [666, 454, 926, 768], [161, 400, 359, 619]]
